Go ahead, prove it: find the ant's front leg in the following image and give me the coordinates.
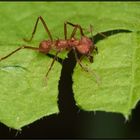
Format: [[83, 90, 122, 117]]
[[24, 16, 53, 42], [72, 48, 100, 83], [72, 48, 89, 72]]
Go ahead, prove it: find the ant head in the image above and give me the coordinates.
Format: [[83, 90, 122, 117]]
[[39, 40, 52, 54], [81, 36, 93, 46], [75, 36, 93, 55]]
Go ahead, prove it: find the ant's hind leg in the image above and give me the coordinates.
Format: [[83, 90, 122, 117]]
[[24, 16, 53, 42], [0, 46, 38, 62]]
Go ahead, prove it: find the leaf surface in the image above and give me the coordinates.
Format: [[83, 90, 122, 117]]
[[0, 2, 140, 129], [73, 32, 140, 118]]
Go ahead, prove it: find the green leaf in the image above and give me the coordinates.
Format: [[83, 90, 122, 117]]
[[73, 32, 140, 118], [0, 48, 61, 129], [0, 2, 140, 129]]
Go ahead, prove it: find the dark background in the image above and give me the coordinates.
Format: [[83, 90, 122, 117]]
[[0, 29, 139, 138]]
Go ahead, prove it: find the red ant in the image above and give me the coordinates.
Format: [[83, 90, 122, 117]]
[[0, 16, 98, 78]]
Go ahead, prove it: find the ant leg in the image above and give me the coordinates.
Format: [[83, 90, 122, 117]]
[[89, 24, 94, 43], [86, 25, 98, 55], [24, 16, 53, 42], [66, 22, 84, 37], [64, 22, 76, 40], [70, 26, 79, 39], [72, 48, 100, 83], [79, 54, 93, 64], [45, 51, 60, 78], [89, 24, 107, 39], [97, 32, 107, 38], [64, 22, 67, 40], [72, 48, 89, 72], [64, 21, 84, 39], [0, 46, 38, 62]]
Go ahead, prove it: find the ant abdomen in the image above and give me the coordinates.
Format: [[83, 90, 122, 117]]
[[39, 40, 52, 54]]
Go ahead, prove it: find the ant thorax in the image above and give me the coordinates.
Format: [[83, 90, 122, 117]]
[[54, 39, 68, 51], [67, 37, 80, 47], [54, 38, 80, 51]]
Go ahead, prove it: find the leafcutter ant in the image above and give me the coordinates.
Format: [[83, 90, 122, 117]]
[[0, 16, 98, 78]]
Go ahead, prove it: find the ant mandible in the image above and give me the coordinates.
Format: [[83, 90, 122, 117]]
[[0, 16, 98, 78]]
